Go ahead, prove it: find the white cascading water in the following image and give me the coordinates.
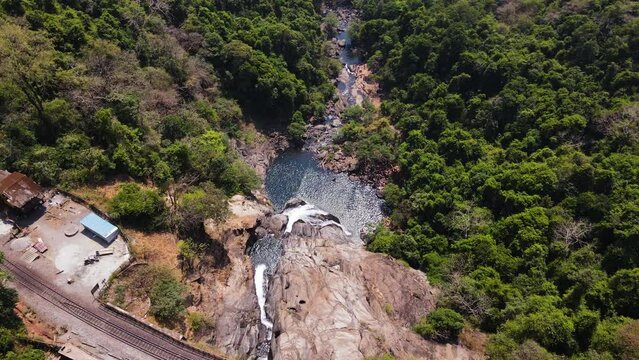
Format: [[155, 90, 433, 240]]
[[282, 204, 352, 236], [254, 264, 273, 337]]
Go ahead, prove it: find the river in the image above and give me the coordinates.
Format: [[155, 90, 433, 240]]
[[251, 8, 384, 359], [263, 10, 384, 239], [264, 151, 384, 239]]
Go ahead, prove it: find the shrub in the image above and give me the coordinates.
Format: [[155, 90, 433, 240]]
[[500, 307, 576, 354], [287, 111, 306, 145], [4, 347, 46, 360], [109, 183, 167, 230], [511, 340, 560, 360], [590, 317, 632, 356], [219, 160, 260, 195], [413, 308, 465, 343], [149, 272, 186, 324], [363, 355, 395, 360], [0, 328, 14, 354], [187, 311, 212, 333], [175, 182, 229, 234]]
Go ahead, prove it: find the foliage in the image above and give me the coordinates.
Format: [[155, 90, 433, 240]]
[[177, 238, 208, 270], [175, 182, 229, 234], [590, 317, 632, 357], [187, 311, 212, 333], [149, 271, 186, 324], [0, 0, 332, 192], [4, 348, 46, 360], [352, 0, 639, 357], [413, 308, 465, 343], [334, 104, 396, 174], [609, 268, 639, 317], [0, 254, 43, 359], [363, 355, 395, 360], [287, 111, 306, 145], [109, 183, 167, 230]]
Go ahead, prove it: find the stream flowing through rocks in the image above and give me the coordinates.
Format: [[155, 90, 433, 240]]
[[248, 7, 385, 359]]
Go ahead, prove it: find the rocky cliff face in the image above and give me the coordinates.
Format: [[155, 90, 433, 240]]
[[266, 222, 482, 360], [197, 194, 273, 358], [200, 196, 482, 360]]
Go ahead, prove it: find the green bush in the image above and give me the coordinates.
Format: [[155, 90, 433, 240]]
[[219, 160, 260, 195], [0, 328, 14, 354], [175, 182, 229, 234], [4, 347, 46, 360], [149, 272, 186, 324], [287, 111, 306, 145], [187, 311, 212, 333], [500, 306, 576, 354], [590, 317, 632, 357], [609, 268, 639, 317], [363, 354, 395, 360], [109, 183, 167, 230], [413, 308, 465, 343]]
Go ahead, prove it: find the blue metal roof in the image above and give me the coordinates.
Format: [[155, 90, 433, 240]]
[[80, 213, 118, 242]]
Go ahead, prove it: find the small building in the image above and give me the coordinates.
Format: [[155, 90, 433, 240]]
[[0, 170, 44, 213], [80, 213, 119, 244]]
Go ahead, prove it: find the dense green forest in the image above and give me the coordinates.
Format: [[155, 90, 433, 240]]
[[0, 0, 336, 190], [2, 0, 639, 358], [0, 1, 336, 355], [344, 0, 639, 358]]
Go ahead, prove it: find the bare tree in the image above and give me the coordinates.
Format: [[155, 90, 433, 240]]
[[554, 218, 592, 250], [442, 272, 491, 321], [144, 0, 170, 17], [447, 201, 493, 239], [166, 173, 200, 228], [596, 103, 639, 145]]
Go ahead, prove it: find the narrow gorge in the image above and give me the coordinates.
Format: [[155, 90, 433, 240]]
[[198, 5, 484, 360]]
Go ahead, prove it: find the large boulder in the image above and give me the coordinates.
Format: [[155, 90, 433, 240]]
[[268, 234, 483, 360], [283, 197, 307, 210]]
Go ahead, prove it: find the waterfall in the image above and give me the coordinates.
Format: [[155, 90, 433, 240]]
[[254, 263, 273, 335], [282, 203, 352, 236], [249, 235, 283, 360]]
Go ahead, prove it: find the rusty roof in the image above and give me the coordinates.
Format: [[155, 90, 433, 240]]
[[0, 171, 43, 209]]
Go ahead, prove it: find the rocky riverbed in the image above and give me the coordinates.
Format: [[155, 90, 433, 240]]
[[196, 195, 483, 359], [304, 7, 386, 188]]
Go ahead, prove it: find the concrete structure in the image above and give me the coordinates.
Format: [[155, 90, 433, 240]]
[[4, 194, 130, 294], [58, 343, 101, 360], [0, 170, 43, 213], [80, 213, 119, 244]]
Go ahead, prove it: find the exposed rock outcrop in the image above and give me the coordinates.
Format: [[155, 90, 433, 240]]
[[197, 195, 483, 360], [197, 195, 273, 358], [232, 131, 289, 180], [267, 230, 483, 360]]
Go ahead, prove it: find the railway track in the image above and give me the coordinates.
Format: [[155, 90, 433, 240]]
[[2, 259, 221, 360]]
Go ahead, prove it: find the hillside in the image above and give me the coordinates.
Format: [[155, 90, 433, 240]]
[[338, 0, 639, 358], [1, 0, 639, 359], [0, 0, 336, 190]]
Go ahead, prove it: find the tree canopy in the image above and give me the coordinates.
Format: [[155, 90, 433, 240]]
[[0, 0, 336, 190], [351, 0, 639, 357]]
